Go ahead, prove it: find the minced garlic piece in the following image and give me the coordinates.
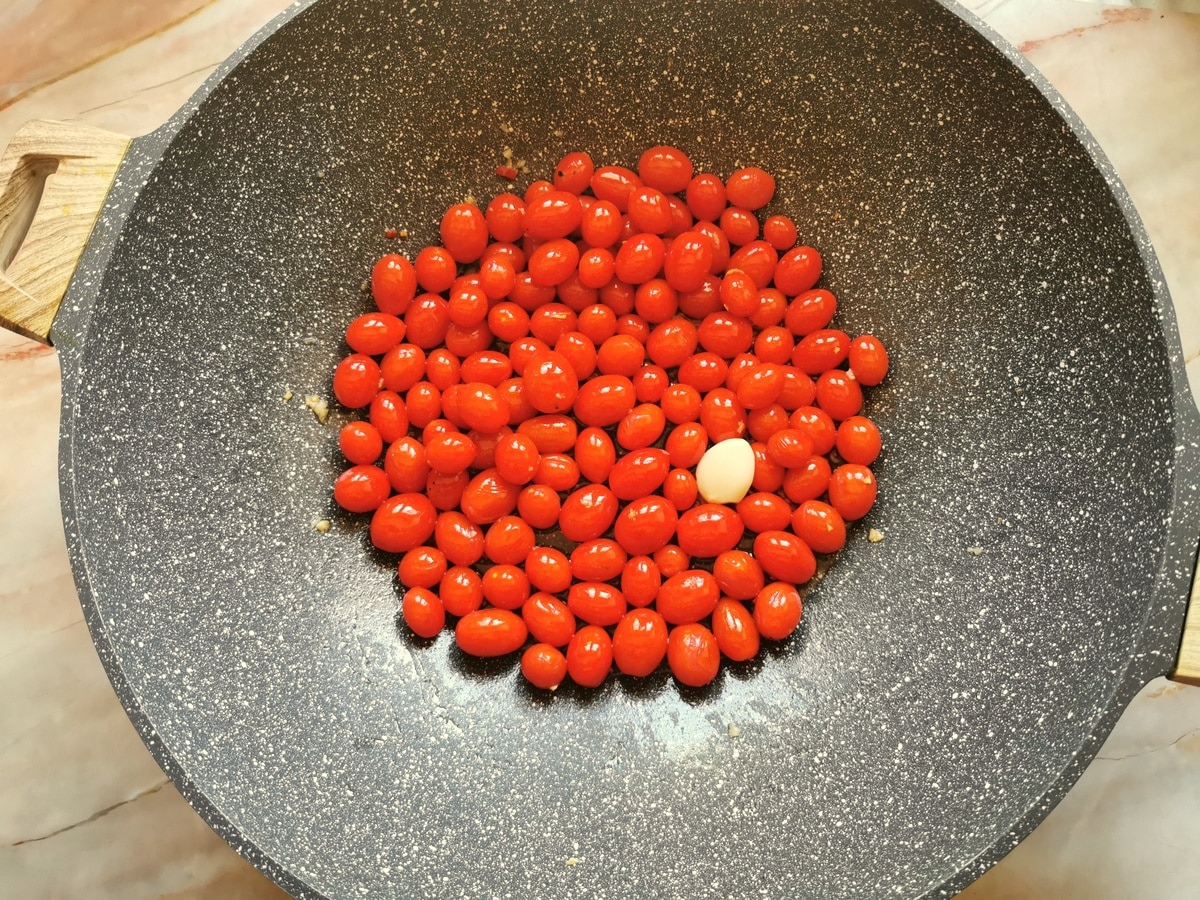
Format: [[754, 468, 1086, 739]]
[[304, 394, 329, 424]]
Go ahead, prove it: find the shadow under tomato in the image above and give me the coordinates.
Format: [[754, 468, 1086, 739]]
[[674, 665, 728, 706], [393, 609, 438, 650], [447, 644, 520, 680], [615, 667, 672, 699]]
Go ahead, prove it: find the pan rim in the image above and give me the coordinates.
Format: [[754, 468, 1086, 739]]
[[51, 1, 1200, 898]]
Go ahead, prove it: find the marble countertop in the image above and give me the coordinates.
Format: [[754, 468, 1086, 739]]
[[1, 1, 1197, 897]]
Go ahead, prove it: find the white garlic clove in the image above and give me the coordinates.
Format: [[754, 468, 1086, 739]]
[[695, 438, 756, 504]]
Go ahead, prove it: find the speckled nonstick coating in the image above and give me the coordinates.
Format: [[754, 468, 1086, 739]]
[[53, 0, 1199, 897]]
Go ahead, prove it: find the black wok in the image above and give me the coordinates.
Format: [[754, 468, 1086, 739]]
[[1, 0, 1197, 897]]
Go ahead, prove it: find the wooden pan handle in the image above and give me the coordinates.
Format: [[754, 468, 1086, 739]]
[[1172, 564, 1200, 686], [0, 120, 130, 344]]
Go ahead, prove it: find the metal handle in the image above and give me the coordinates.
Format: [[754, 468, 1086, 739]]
[[0, 119, 130, 344]]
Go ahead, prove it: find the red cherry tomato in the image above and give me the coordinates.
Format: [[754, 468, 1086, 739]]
[[675, 504, 745, 558], [778, 367, 817, 411], [627, 187, 674, 235], [567, 582, 628, 627], [370, 492, 436, 553], [414, 246, 458, 294], [398, 547, 448, 589], [426, 432, 478, 475], [371, 253, 417, 315], [746, 403, 790, 444], [793, 500, 847, 554], [553, 151, 595, 194], [456, 382, 509, 433], [481, 564, 532, 610], [459, 468, 520, 524], [614, 495, 679, 556], [569, 539, 628, 583], [517, 414, 579, 453], [782, 455, 832, 505], [712, 599, 760, 662], [346, 312, 406, 355], [752, 530, 817, 584], [596, 334, 646, 377], [401, 587, 446, 639], [726, 240, 779, 290], [667, 623, 720, 687], [712, 550, 766, 601], [528, 238, 581, 286], [590, 165, 642, 211], [654, 544, 691, 578], [793, 329, 850, 375], [522, 593, 577, 647], [339, 421, 383, 465], [612, 608, 669, 677], [657, 570, 720, 625], [517, 484, 561, 530], [434, 510, 484, 566], [580, 199, 624, 247], [848, 334, 890, 386], [523, 548, 571, 595], [665, 423, 709, 468], [751, 441, 785, 493], [790, 406, 838, 455], [762, 215, 799, 251], [719, 206, 759, 246], [578, 247, 617, 289], [697, 311, 754, 357], [438, 566, 483, 617], [773, 245, 823, 295], [678, 352, 729, 393], [381, 343, 426, 393], [577, 303, 618, 344], [566, 625, 614, 687], [521, 643, 568, 689], [699, 388, 747, 442], [646, 318, 699, 369], [523, 350, 580, 414], [785, 289, 838, 336], [836, 415, 882, 465], [632, 364, 670, 403], [533, 453, 580, 492], [663, 232, 715, 293], [685, 172, 727, 221], [815, 369, 863, 421], [661, 384, 702, 425], [828, 463, 878, 520], [766, 428, 815, 468], [617, 403, 667, 450], [751, 289, 789, 329], [559, 484, 620, 542], [484, 515, 536, 565], [621, 556, 662, 608], [460, 350, 512, 386], [440, 203, 488, 263], [634, 279, 679, 324], [333, 353, 382, 409], [613, 233, 666, 284], [735, 492, 793, 533], [753, 583, 803, 641], [608, 448, 671, 500], [524, 190, 583, 241], [720, 269, 758, 318], [736, 363, 785, 410], [662, 468, 699, 512], [334, 465, 391, 513], [485, 192, 526, 242], [573, 374, 636, 427], [488, 303, 531, 343], [573, 426, 616, 484], [455, 608, 528, 657], [754, 326, 794, 365], [384, 437, 429, 493], [637, 145, 694, 193], [494, 433, 541, 484], [725, 166, 776, 210]]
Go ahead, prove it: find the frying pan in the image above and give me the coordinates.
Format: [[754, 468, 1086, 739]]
[[2, 0, 1198, 897]]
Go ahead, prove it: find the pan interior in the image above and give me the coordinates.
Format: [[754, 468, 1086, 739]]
[[61, 0, 1182, 897]]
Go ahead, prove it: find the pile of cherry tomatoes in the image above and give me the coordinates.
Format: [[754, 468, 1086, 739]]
[[331, 146, 888, 690]]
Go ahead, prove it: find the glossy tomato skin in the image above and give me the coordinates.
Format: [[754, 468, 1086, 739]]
[[612, 608, 670, 677], [402, 587, 446, 639], [560, 484, 620, 542], [621, 556, 662, 608], [713, 550, 766, 600], [773, 245, 823, 295], [553, 151, 595, 194], [793, 329, 850, 375], [675, 504, 745, 558], [657, 570, 720, 625], [575, 426, 617, 483], [726, 240, 778, 290], [521, 644, 568, 690], [662, 468, 699, 512], [485, 192, 526, 242], [566, 625, 614, 687], [384, 437, 428, 493], [459, 468, 521, 524], [568, 582, 628, 627], [699, 388, 748, 442], [836, 416, 882, 466], [848, 334, 889, 386], [614, 496, 679, 556], [786, 288, 838, 336], [570, 539, 629, 582], [736, 492, 794, 533], [753, 530, 817, 584], [712, 599, 760, 661], [434, 510, 485, 566], [533, 453, 580, 492], [637, 145, 694, 193], [455, 609, 528, 657], [667, 623, 721, 687], [482, 565, 532, 610], [790, 406, 838, 456], [484, 515, 536, 565], [614, 233, 666, 284], [426, 432, 478, 475], [370, 492, 436, 553], [381, 344, 426, 393], [726, 166, 776, 210], [524, 190, 583, 241], [632, 364, 670, 403], [828, 463, 878, 520], [440, 203, 489, 263], [333, 354, 382, 409], [525, 547, 573, 593], [663, 232, 715, 293], [457, 382, 509, 433], [521, 593, 577, 647], [608, 449, 671, 500], [573, 375, 636, 427], [494, 433, 541, 484], [517, 414, 579, 453], [333, 465, 391, 513], [646, 318, 699, 369], [766, 427, 815, 468], [665, 423, 709, 468], [815, 369, 863, 421], [654, 544, 691, 578], [517, 484, 561, 530], [685, 173, 727, 221], [590, 165, 642, 211], [617, 403, 667, 450], [346, 312, 405, 355], [371, 253, 418, 315], [753, 583, 803, 641], [523, 351, 580, 414], [793, 500, 847, 554]]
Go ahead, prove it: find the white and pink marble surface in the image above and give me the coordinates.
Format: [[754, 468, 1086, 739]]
[[0, 1, 1197, 897]]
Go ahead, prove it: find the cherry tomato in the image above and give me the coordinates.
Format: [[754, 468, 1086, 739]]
[[692, 221, 731, 274], [573, 374, 636, 427], [653, 544, 691, 578], [534, 453, 579, 491], [753, 583, 803, 641], [627, 186, 673, 234], [675, 504, 745, 558], [488, 302, 531, 343], [778, 367, 817, 410], [578, 303, 618, 344], [457, 351, 510, 387], [793, 500, 847, 554], [573, 426, 616, 484], [333, 465, 390, 513], [580, 199, 624, 247], [725, 166, 775, 210], [508, 337, 551, 375], [773, 245, 823, 295], [384, 437, 429, 493], [699, 388, 747, 442], [498, 377, 537, 425], [766, 428, 815, 468], [662, 468, 699, 512], [567, 582, 627, 627], [667, 623, 720, 687], [525, 546, 573, 593], [517, 414, 579, 452], [469, 427, 509, 469], [569, 539, 628, 583], [783, 455, 832, 505], [401, 587, 446, 639], [836, 415, 882, 465], [663, 232, 715, 293], [577, 247, 616, 290], [448, 280, 489, 327], [754, 326, 794, 365], [661, 383, 702, 425], [528, 238, 581, 287], [523, 350, 580, 414], [608, 448, 671, 500], [485, 515, 536, 565], [421, 418, 459, 444], [425, 432, 477, 475], [614, 233, 666, 284], [617, 403, 667, 450], [726, 240, 778, 290], [517, 484, 561, 530], [786, 289, 838, 336], [434, 510, 484, 565], [459, 468, 520, 524], [746, 403, 790, 443], [612, 608, 669, 677], [381, 343, 426, 393], [485, 192, 526, 242], [678, 352, 729, 393], [621, 556, 661, 608], [333, 353, 381, 409], [346, 312, 405, 356], [596, 335, 646, 377], [685, 172, 727, 221], [553, 151, 595, 194], [793, 329, 850, 375], [790, 406, 838, 455], [719, 206, 759, 246], [524, 190, 583, 241], [339, 421, 383, 465], [646, 318, 699, 369], [753, 530, 816, 584], [635, 145, 693, 193], [370, 492, 436, 553], [828, 463, 878, 520], [405, 293, 451, 349], [815, 369, 863, 421], [398, 546, 448, 589], [762, 214, 798, 251], [482, 564, 532, 610], [735, 363, 784, 410], [677, 274, 723, 319], [697, 311, 754, 357], [522, 593, 577, 647], [632, 364, 670, 403], [736, 492, 793, 533], [750, 441, 785, 493], [614, 495, 679, 556], [371, 253, 417, 315], [590, 165, 642, 211], [455, 382, 508, 433], [521, 643, 568, 689], [455, 608, 528, 657], [559, 484, 619, 542], [494, 433, 541, 484], [751, 288, 789, 329], [440, 566, 483, 616], [509, 273, 557, 312], [634, 278, 679, 324], [440, 202, 488, 263], [656, 570, 720, 625], [848, 334, 890, 386], [712, 599, 760, 661], [615, 314, 651, 345], [566, 625, 614, 687], [720, 270, 758, 318], [713, 550, 765, 601], [665, 423, 708, 468], [664, 196, 694, 238]]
